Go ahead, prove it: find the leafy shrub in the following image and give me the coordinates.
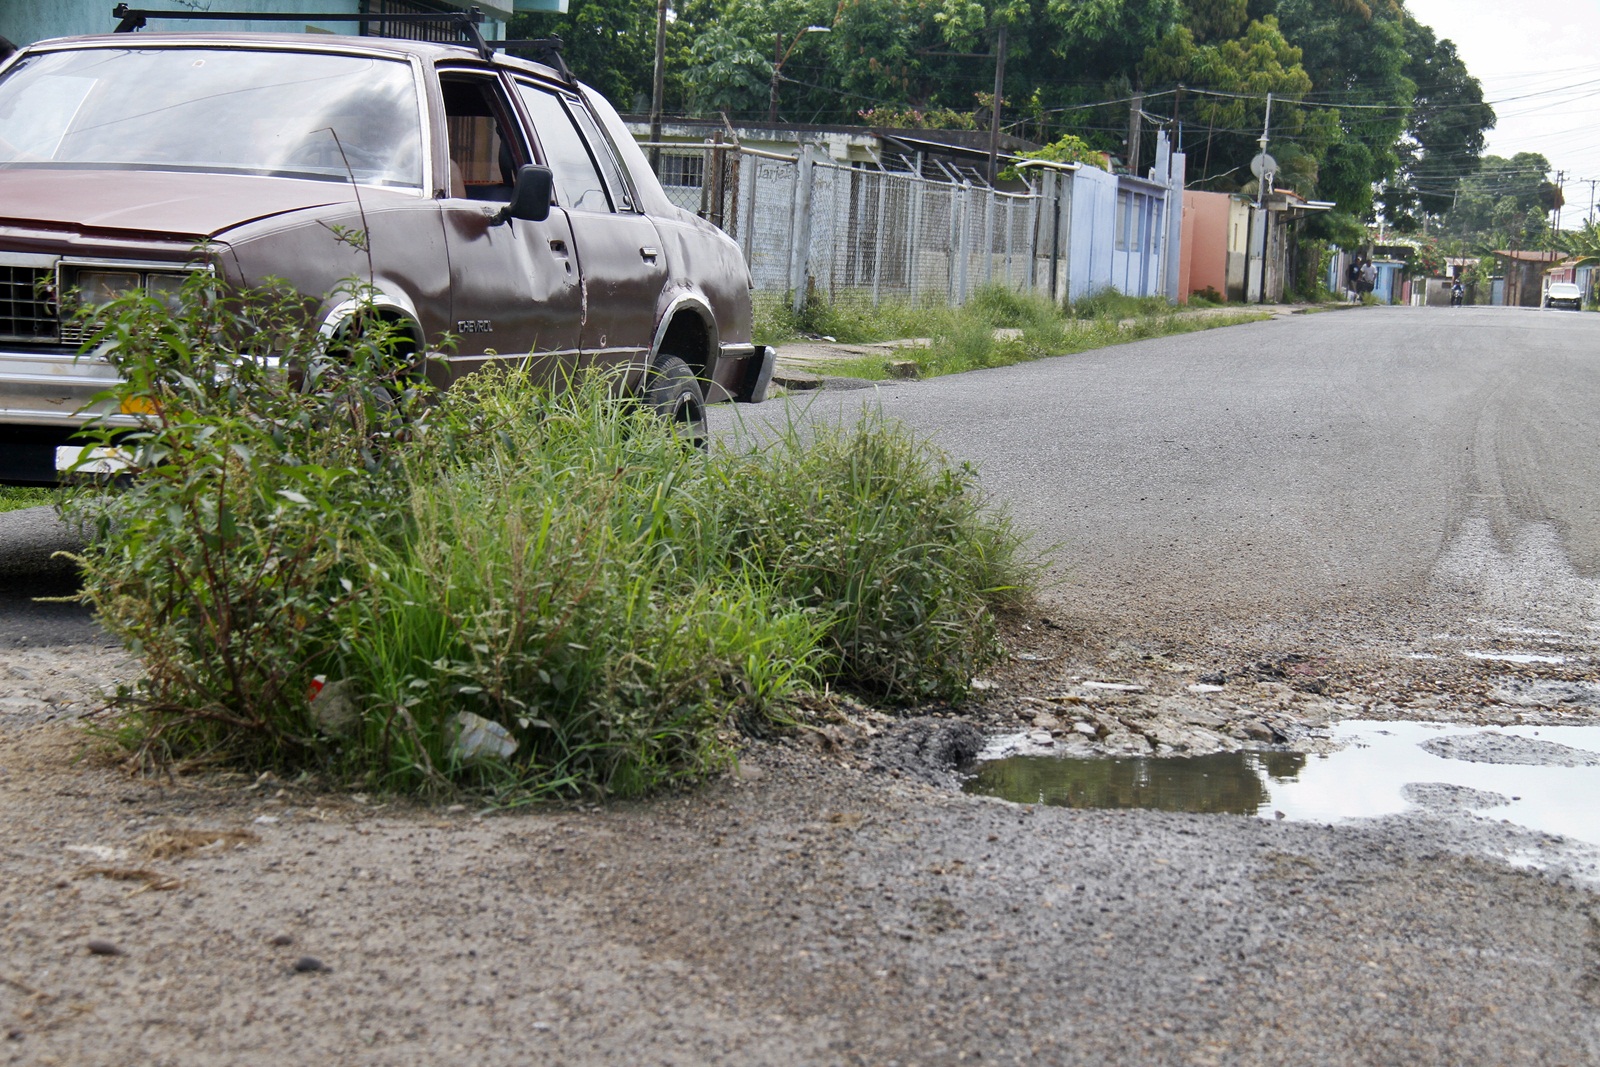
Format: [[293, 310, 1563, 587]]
[[707, 410, 1029, 703], [65, 282, 1032, 798], [64, 276, 420, 768], [327, 371, 831, 797]]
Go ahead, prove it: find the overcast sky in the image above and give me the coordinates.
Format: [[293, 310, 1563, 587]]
[[1403, 0, 1600, 228]]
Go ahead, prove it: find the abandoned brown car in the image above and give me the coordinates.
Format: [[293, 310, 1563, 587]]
[[0, 24, 774, 484]]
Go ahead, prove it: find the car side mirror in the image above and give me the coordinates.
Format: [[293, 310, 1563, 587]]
[[491, 165, 553, 225]]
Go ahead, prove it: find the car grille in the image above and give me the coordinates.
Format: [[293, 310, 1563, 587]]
[[0, 265, 58, 343]]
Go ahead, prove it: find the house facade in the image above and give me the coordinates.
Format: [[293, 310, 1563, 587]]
[[1494, 249, 1564, 308], [630, 116, 1187, 310]]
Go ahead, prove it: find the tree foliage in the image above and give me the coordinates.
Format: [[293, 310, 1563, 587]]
[[524, 0, 1502, 237], [1441, 152, 1558, 251]]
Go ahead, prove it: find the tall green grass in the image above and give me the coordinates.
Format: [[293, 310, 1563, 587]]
[[65, 282, 1032, 800], [0, 487, 54, 512], [797, 285, 1270, 380]]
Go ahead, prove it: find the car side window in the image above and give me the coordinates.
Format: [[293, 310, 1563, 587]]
[[563, 102, 635, 212], [439, 74, 523, 202], [515, 83, 622, 214]]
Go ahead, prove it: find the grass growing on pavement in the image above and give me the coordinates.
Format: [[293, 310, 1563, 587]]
[[796, 286, 1270, 380], [0, 487, 54, 512], [65, 282, 1032, 800]]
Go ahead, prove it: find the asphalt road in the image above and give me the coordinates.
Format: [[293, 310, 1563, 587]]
[[0, 502, 97, 648], [724, 305, 1600, 641], [6, 306, 1600, 1065]]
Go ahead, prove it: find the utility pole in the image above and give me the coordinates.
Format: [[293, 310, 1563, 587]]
[[1171, 83, 1183, 153], [648, 0, 667, 169], [1126, 90, 1144, 175], [984, 22, 1008, 183], [1246, 92, 1273, 303], [1553, 169, 1566, 245]]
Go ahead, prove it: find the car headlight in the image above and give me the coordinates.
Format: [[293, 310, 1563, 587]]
[[72, 268, 202, 313], [145, 272, 192, 313], [74, 269, 143, 308]]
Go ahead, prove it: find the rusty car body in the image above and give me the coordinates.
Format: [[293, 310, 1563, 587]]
[[0, 24, 774, 484]]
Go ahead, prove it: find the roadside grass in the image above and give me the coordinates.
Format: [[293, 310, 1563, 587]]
[[64, 282, 1034, 801], [793, 286, 1272, 380], [0, 487, 54, 512]]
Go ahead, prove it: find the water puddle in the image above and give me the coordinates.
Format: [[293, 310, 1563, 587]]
[[966, 721, 1600, 851]]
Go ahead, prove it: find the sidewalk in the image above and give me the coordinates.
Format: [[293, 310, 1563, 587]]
[[770, 302, 1336, 390]]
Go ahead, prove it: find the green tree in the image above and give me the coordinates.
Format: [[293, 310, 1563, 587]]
[[685, 23, 773, 115], [1444, 153, 1556, 249], [1377, 15, 1495, 231], [510, 0, 692, 112], [1269, 0, 1412, 223], [1141, 16, 1313, 191], [1183, 0, 1247, 41], [1046, 0, 1183, 80]]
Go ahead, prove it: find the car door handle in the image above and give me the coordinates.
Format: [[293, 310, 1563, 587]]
[[549, 239, 568, 257], [640, 246, 659, 263]]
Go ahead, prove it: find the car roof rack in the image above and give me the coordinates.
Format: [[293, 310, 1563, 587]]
[[488, 38, 573, 82], [110, 4, 499, 62]]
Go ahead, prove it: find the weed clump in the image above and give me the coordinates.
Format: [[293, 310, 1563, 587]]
[[64, 281, 1031, 800]]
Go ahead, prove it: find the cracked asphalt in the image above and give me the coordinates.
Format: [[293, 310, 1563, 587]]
[[4, 305, 1600, 1064]]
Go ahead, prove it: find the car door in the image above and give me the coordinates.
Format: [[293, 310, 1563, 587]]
[[435, 71, 582, 384], [511, 79, 666, 374]]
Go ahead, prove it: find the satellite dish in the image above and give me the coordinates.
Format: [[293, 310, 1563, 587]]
[[1250, 152, 1277, 180]]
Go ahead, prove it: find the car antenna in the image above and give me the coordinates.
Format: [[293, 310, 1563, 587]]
[[110, 5, 498, 61]]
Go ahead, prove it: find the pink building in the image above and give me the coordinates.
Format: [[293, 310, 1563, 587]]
[[1180, 188, 1330, 303], [1179, 191, 1230, 302]]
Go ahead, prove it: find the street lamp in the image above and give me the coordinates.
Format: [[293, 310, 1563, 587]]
[[768, 25, 829, 124]]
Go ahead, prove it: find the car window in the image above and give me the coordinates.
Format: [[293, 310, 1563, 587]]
[[0, 48, 423, 187], [563, 101, 634, 212], [440, 75, 523, 202], [514, 83, 614, 213]]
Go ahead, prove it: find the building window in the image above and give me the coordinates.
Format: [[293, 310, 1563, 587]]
[[1115, 190, 1130, 250], [658, 153, 704, 189]]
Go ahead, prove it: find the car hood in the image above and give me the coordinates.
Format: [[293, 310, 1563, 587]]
[[0, 168, 418, 241]]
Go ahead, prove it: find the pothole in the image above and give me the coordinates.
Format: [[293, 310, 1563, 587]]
[[965, 720, 1600, 852]]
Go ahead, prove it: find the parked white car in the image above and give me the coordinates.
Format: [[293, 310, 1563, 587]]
[[1543, 282, 1583, 310]]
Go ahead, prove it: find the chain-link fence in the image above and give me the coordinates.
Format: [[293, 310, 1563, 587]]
[[641, 142, 1073, 312]]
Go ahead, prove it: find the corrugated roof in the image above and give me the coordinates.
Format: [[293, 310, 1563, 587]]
[[1493, 250, 1564, 262]]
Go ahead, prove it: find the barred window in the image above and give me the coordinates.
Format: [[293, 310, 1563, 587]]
[[659, 153, 704, 189]]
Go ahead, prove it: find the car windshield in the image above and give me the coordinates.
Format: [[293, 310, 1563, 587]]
[[0, 47, 423, 188]]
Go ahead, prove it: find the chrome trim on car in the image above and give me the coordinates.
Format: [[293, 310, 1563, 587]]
[[0, 348, 120, 427]]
